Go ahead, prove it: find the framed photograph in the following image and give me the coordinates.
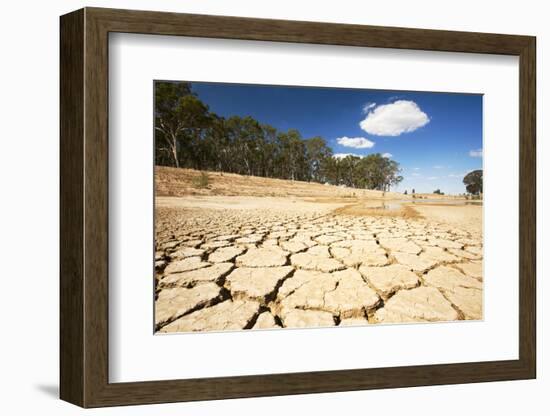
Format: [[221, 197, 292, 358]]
[[60, 7, 536, 407]]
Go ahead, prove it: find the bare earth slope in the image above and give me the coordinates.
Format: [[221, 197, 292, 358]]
[[156, 166, 405, 199]]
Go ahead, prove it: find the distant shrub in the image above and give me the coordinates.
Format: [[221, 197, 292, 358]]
[[192, 171, 210, 189]]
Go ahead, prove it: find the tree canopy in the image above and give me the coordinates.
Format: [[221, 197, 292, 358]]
[[463, 170, 483, 195], [154, 81, 403, 190]]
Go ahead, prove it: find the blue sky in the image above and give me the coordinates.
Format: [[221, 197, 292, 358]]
[[190, 82, 482, 195]]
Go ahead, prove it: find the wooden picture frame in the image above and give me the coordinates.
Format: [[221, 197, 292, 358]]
[[60, 7, 536, 408]]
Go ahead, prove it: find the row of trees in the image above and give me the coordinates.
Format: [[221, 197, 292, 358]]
[[325, 154, 403, 191], [155, 81, 403, 191]]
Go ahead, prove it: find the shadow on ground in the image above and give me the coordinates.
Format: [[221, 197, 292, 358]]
[[35, 384, 58, 399]]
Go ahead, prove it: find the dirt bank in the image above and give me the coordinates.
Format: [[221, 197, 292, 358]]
[[155, 166, 407, 199]]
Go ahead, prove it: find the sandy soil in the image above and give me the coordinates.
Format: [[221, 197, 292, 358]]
[[156, 166, 407, 199], [409, 204, 482, 234], [156, 195, 349, 213]]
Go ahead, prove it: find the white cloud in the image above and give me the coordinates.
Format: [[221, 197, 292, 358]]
[[362, 102, 377, 113], [382, 152, 393, 158], [413, 167, 421, 171], [359, 100, 430, 136], [336, 136, 375, 149], [469, 149, 483, 158], [411, 172, 421, 177], [333, 153, 362, 159], [433, 165, 444, 169], [426, 176, 439, 180]]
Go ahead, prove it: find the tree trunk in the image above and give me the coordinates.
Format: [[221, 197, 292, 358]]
[[169, 133, 179, 168], [172, 147, 179, 168], [170, 142, 179, 168]]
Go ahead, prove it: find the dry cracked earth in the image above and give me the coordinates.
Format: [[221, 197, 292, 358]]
[[155, 205, 483, 333]]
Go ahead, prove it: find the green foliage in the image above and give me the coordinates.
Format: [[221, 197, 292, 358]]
[[192, 171, 210, 189], [463, 170, 483, 195], [155, 81, 404, 191], [324, 154, 402, 191], [154, 81, 212, 168], [433, 189, 444, 195], [305, 136, 333, 182]]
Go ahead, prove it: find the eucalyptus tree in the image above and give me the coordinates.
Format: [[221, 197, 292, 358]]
[[304, 136, 333, 182], [463, 170, 483, 195], [200, 115, 229, 172], [277, 129, 307, 181], [223, 116, 265, 176], [259, 124, 279, 178], [154, 81, 193, 167], [154, 81, 212, 168]]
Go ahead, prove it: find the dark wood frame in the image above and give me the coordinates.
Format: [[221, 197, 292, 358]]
[[60, 7, 536, 408]]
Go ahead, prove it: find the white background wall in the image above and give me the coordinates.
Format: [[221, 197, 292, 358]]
[[0, 0, 546, 414]]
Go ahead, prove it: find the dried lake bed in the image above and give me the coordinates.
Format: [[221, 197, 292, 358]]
[[154, 195, 483, 333]]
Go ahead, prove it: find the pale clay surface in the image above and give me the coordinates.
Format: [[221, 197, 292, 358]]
[[155, 200, 483, 333]]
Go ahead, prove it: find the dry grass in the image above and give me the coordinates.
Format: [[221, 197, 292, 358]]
[[191, 171, 210, 189], [155, 167, 481, 224], [156, 166, 407, 199]]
